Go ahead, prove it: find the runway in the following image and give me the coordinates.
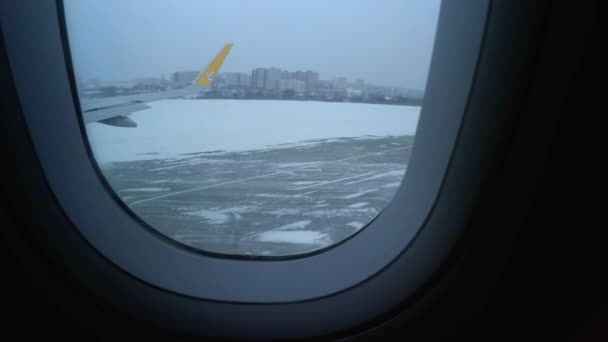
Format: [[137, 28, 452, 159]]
[[101, 135, 413, 256]]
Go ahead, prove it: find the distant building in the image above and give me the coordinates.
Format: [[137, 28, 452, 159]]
[[251, 68, 266, 89], [318, 87, 346, 100], [332, 77, 347, 89], [317, 80, 332, 89], [284, 70, 318, 93], [171, 71, 199, 86], [250, 67, 285, 90], [266, 67, 282, 90], [304, 71, 319, 93], [346, 88, 362, 98], [220, 72, 251, 88], [238, 73, 251, 88], [185, 66, 322, 94], [292, 70, 305, 81], [277, 79, 306, 93], [221, 72, 240, 87]]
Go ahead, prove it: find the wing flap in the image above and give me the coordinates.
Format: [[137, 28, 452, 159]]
[[84, 102, 151, 123]]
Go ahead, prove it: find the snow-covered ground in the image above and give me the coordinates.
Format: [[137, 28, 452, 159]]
[[89, 100, 418, 255], [102, 133, 414, 255], [85, 99, 420, 164]]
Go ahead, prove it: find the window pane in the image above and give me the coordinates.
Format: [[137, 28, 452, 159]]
[[64, 0, 440, 257]]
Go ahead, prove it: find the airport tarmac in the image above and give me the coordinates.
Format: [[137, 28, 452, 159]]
[[100, 135, 414, 256]]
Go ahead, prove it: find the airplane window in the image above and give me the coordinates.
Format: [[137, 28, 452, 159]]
[[63, 0, 440, 257]]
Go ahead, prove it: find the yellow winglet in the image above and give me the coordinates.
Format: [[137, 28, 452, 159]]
[[194, 43, 234, 86]]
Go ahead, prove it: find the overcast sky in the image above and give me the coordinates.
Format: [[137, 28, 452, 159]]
[[64, 0, 441, 89]]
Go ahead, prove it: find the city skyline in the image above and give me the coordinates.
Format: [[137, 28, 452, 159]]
[[79, 67, 425, 92], [79, 65, 424, 95], [64, 0, 441, 90], [78, 63, 425, 107]]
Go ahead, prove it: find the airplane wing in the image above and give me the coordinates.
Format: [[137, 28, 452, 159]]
[[80, 43, 233, 127]]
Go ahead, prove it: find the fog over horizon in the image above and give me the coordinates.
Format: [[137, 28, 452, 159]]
[[64, 0, 441, 89]]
